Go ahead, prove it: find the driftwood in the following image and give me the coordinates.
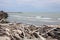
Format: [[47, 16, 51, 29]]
[[0, 23, 60, 40]]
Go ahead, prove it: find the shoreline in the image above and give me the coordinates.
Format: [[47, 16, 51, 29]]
[[0, 22, 60, 27]]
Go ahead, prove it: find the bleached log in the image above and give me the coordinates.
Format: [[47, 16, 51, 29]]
[[36, 32, 46, 40], [41, 27, 57, 36]]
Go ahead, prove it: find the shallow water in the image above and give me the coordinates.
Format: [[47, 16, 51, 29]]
[[7, 12, 60, 25]]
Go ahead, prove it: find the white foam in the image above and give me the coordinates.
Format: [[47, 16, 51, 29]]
[[26, 16, 52, 20], [58, 18, 60, 20], [40, 20, 57, 22], [35, 16, 52, 20], [26, 16, 34, 19], [35, 16, 41, 19], [40, 18, 52, 20]]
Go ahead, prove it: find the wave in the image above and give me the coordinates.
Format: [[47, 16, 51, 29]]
[[57, 18, 60, 20], [39, 18, 52, 20], [25, 16, 58, 22], [9, 15, 21, 18], [35, 16, 42, 19], [8, 15, 58, 22], [9, 15, 52, 20], [36, 16, 52, 19], [40, 20, 57, 22], [26, 16, 52, 20]]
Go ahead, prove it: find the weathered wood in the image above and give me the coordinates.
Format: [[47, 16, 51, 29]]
[[0, 23, 60, 40]]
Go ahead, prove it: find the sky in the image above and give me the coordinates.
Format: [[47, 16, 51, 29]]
[[0, 0, 60, 12]]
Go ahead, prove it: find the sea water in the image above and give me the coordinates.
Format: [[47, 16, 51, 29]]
[[7, 12, 60, 25]]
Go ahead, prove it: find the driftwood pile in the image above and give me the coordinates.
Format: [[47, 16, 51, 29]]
[[0, 23, 60, 40]]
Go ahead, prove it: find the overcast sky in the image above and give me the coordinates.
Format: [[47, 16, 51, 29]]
[[0, 0, 60, 12]]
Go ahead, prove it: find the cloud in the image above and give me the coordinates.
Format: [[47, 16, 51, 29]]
[[0, 0, 60, 7], [16, 0, 60, 7], [0, 0, 16, 7], [0, 0, 60, 12]]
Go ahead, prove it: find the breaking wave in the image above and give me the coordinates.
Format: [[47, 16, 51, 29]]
[[57, 18, 60, 20], [26, 16, 52, 20], [8, 14, 59, 23]]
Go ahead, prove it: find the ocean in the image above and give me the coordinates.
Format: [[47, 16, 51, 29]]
[[7, 12, 60, 25]]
